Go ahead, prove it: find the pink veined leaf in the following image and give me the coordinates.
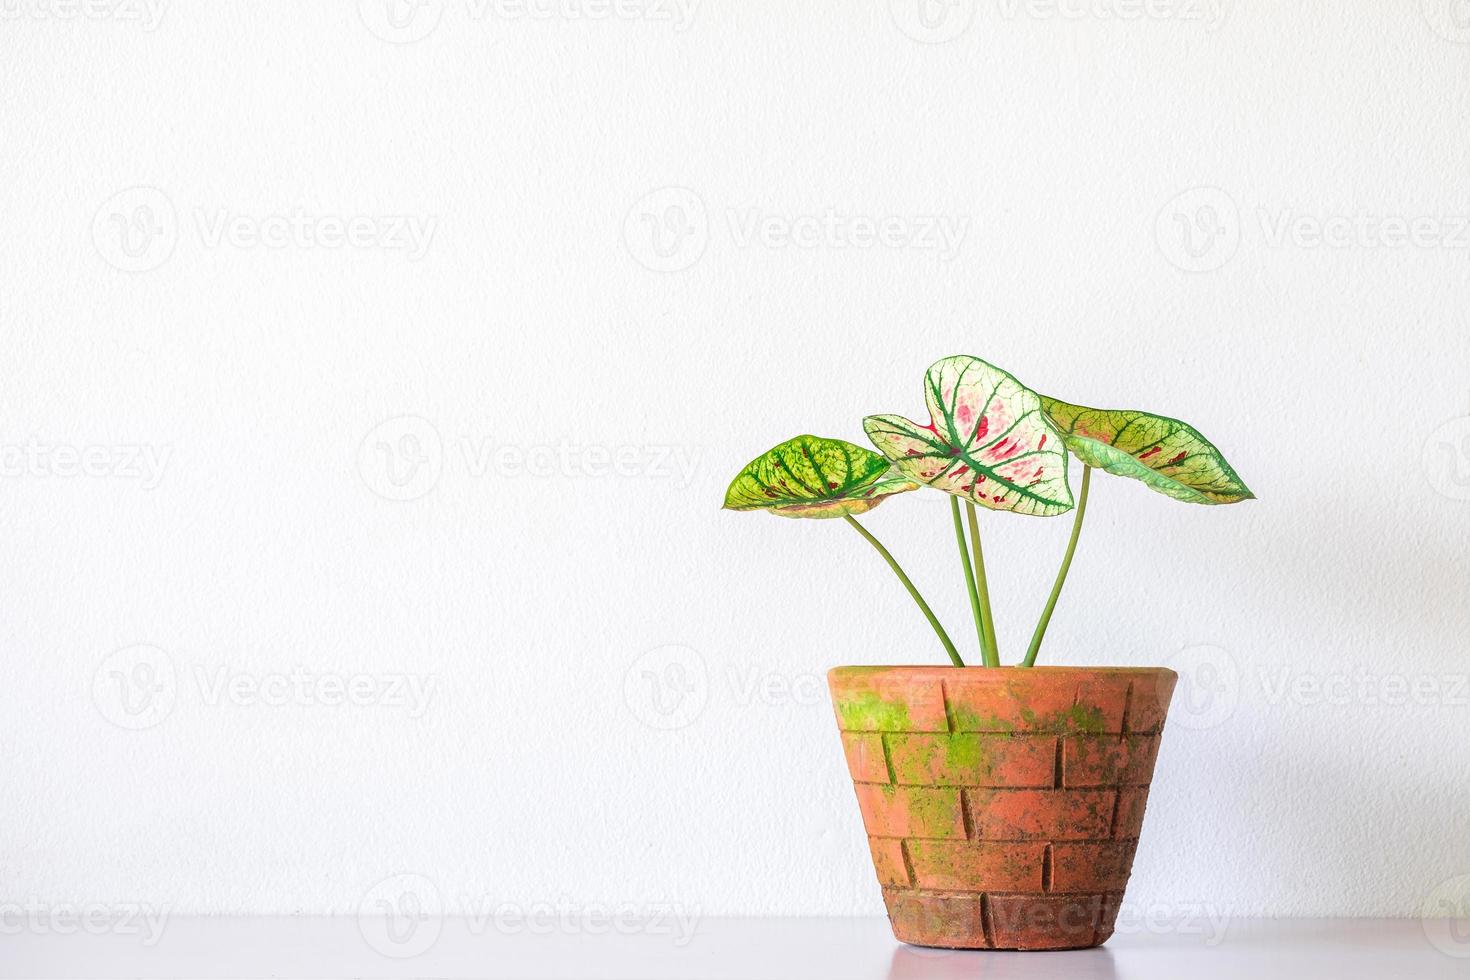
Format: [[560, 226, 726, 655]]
[[863, 355, 1073, 517]]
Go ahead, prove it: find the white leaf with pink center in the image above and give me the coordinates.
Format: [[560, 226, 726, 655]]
[[864, 355, 1074, 517]]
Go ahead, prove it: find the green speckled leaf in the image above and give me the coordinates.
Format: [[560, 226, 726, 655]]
[[863, 355, 1073, 517], [723, 435, 919, 519], [1041, 396, 1254, 504]]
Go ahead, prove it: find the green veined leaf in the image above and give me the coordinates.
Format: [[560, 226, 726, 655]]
[[863, 355, 1074, 517], [723, 435, 920, 520], [1040, 396, 1254, 504]]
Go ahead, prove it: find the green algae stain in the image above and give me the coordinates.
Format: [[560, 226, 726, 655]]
[[1067, 702, 1108, 733], [836, 690, 912, 732], [948, 704, 1012, 733], [883, 734, 923, 783], [1017, 702, 1108, 734], [942, 733, 994, 780], [885, 733, 997, 785], [906, 787, 963, 838]]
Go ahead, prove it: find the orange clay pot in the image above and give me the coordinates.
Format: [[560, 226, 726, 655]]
[[828, 666, 1177, 951]]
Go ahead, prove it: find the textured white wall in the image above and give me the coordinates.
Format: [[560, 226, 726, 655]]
[[2, 1, 1468, 922]]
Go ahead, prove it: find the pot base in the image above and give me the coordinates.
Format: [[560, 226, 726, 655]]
[[884, 887, 1118, 950]]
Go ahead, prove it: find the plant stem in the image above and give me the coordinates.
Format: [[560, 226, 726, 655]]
[[965, 501, 1000, 667], [845, 515, 964, 668], [949, 497, 986, 665], [1023, 465, 1092, 668]]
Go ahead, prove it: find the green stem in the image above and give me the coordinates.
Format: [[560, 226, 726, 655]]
[[845, 515, 964, 668], [950, 497, 986, 665], [1023, 465, 1092, 668], [965, 501, 1000, 667]]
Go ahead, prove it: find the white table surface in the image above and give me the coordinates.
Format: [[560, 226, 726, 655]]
[[2, 916, 1465, 979]]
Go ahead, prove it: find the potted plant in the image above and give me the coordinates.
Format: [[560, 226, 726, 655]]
[[723, 354, 1252, 951]]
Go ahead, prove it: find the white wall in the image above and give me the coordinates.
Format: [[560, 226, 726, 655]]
[[3, 1, 1468, 921]]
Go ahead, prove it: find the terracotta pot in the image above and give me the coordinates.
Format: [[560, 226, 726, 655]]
[[828, 665, 1177, 951]]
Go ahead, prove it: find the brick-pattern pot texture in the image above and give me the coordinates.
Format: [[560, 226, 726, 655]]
[[828, 666, 1177, 951]]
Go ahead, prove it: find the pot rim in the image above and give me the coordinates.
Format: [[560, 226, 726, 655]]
[[828, 664, 1177, 677]]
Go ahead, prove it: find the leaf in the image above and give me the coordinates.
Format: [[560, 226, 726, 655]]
[[1040, 396, 1254, 504], [723, 435, 920, 519], [863, 355, 1074, 517]]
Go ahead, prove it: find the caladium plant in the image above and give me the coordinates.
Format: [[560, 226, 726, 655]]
[[723, 354, 1254, 667]]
